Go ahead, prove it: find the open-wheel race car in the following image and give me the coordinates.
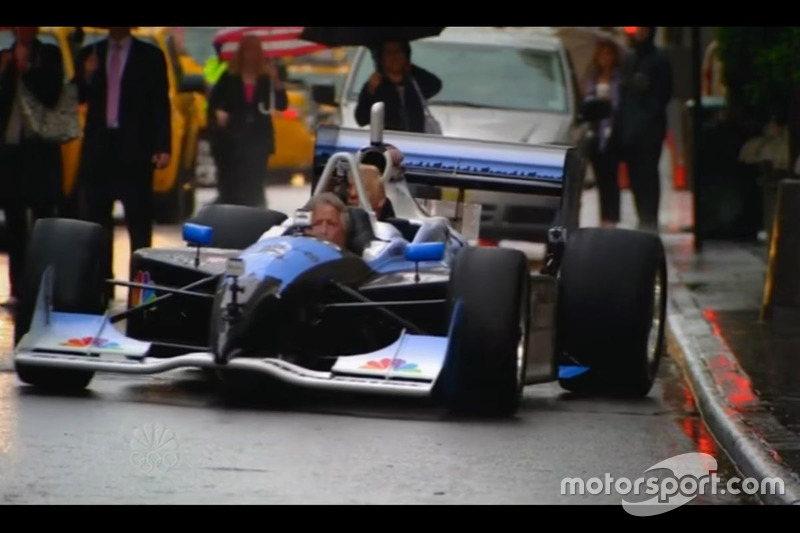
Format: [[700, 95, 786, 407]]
[[12, 103, 667, 417]]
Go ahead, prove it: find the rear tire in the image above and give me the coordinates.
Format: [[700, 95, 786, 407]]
[[437, 247, 530, 417], [188, 204, 287, 250], [556, 228, 667, 396], [14, 219, 109, 392]]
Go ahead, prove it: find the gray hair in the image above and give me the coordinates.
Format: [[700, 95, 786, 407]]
[[306, 192, 351, 234]]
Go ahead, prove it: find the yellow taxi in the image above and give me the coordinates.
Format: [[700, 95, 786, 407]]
[[270, 48, 353, 184]]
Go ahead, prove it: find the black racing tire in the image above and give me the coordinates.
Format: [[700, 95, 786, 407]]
[[14, 218, 109, 392], [188, 204, 287, 250], [556, 228, 667, 397], [437, 247, 530, 417]]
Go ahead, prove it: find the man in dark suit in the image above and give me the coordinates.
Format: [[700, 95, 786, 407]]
[[75, 26, 171, 287], [0, 26, 64, 306]]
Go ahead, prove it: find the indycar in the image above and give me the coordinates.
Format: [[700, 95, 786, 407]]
[[12, 103, 667, 417]]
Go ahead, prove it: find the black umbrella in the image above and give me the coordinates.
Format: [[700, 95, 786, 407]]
[[299, 27, 445, 48]]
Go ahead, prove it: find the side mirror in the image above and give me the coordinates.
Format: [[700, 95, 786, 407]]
[[184, 223, 213, 268], [312, 83, 337, 107], [578, 97, 613, 123], [405, 242, 446, 263], [183, 223, 213, 246], [406, 242, 446, 282], [178, 74, 207, 95]]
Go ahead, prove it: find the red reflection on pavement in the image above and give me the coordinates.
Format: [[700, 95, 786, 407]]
[[702, 308, 759, 409], [680, 386, 719, 457], [703, 309, 722, 338]]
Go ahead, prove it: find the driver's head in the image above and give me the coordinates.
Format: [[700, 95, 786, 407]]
[[306, 192, 350, 249], [348, 164, 386, 213]]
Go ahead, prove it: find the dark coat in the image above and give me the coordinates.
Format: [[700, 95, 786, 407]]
[[75, 37, 171, 182], [207, 70, 288, 158], [355, 65, 442, 133], [613, 40, 673, 151], [0, 38, 64, 205], [0, 39, 64, 134]]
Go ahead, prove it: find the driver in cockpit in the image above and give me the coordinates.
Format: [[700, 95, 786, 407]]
[[305, 192, 350, 250], [347, 164, 396, 221]]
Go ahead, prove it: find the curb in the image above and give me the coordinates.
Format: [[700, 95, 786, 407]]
[[665, 258, 800, 505]]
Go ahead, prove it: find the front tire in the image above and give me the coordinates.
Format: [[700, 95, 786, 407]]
[[556, 228, 667, 396], [14, 219, 109, 392], [437, 247, 530, 417]]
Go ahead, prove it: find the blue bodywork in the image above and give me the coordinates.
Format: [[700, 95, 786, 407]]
[[215, 230, 456, 295], [234, 236, 350, 294]]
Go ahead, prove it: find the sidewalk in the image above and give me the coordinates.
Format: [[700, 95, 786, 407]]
[[664, 233, 800, 504]]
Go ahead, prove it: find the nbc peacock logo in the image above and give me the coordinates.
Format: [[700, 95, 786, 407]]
[[60, 337, 122, 349], [129, 423, 179, 474], [360, 358, 422, 374], [131, 271, 157, 307]]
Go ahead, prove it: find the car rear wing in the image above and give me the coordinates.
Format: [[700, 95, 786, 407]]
[[312, 125, 586, 230]]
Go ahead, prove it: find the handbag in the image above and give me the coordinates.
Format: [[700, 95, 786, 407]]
[[411, 77, 443, 135], [18, 80, 81, 144]]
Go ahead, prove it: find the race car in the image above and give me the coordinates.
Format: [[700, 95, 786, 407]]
[[12, 103, 667, 417]]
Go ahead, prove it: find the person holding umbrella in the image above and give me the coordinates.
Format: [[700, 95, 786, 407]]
[[354, 39, 442, 134], [207, 33, 288, 208]]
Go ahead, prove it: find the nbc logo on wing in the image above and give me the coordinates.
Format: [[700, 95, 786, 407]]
[[131, 271, 157, 307], [360, 358, 422, 373], [61, 337, 122, 349]]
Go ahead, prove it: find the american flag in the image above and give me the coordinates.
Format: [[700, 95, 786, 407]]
[[212, 27, 329, 60]]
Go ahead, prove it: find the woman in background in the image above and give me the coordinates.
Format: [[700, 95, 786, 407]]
[[584, 39, 622, 228], [208, 34, 287, 208]]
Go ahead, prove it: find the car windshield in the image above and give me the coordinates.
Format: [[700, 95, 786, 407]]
[[347, 41, 569, 113]]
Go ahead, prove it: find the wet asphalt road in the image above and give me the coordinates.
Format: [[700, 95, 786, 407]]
[[0, 186, 755, 504]]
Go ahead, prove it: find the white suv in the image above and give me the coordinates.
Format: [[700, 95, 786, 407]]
[[332, 27, 584, 243]]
